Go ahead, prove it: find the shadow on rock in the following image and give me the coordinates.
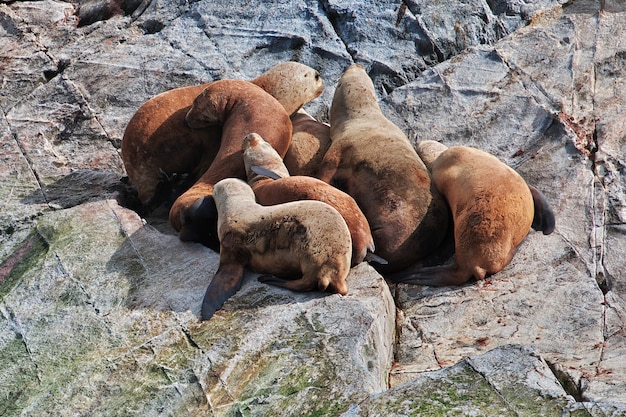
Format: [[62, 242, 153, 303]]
[[21, 170, 127, 208], [105, 219, 327, 319]]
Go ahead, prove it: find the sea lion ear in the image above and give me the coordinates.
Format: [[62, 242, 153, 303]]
[[251, 166, 283, 180]]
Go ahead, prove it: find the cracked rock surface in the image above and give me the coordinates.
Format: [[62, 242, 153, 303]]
[[1, 0, 625, 415]]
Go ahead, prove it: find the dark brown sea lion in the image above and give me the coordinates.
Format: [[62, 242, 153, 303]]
[[316, 64, 449, 273], [121, 62, 324, 207], [168, 80, 292, 248], [241, 132, 381, 267], [201, 178, 352, 320]]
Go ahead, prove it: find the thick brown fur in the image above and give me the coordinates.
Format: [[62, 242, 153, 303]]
[[242, 132, 375, 266], [283, 110, 331, 177], [417, 140, 556, 236], [168, 80, 293, 247], [316, 64, 449, 273], [395, 141, 537, 286], [121, 62, 324, 206], [201, 178, 352, 320]]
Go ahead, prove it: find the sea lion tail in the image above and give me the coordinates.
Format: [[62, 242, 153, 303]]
[[364, 250, 388, 265], [251, 166, 283, 180], [528, 184, 556, 235]]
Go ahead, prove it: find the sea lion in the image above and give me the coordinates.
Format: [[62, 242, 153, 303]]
[[283, 109, 332, 177], [393, 141, 555, 286], [316, 64, 449, 273], [168, 80, 292, 248], [242, 132, 381, 266], [121, 61, 325, 207], [201, 178, 352, 320], [416, 140, 555, 236]]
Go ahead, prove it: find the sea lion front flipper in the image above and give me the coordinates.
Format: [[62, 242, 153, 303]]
[[251, 166, 284, 180], [201, 262, 245, 321], [389, 264, 472, 287], [363, 250, 388, 265], [179, 196, 220, 250], [527, 184, 556, 235]]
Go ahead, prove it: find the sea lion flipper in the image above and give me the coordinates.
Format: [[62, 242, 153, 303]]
[[251, 166, 283, 180], [201, 263, 245, 320], [179, 196, 220, 250], [528, 184, 556, 235], [363, 250, 388, 265], [258, 274, 315, 292], [390, 265, 471, 287]]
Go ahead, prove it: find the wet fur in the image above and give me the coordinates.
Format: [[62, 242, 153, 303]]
[[283, 110, 332, 177], [121, 62, 324, 208], [168, 80, 293, 248]]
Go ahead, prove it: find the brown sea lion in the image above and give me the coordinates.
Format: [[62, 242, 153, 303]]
[[393, 141, 555, 286], [283, 109, 332, 177], [201, 178, 352, 320], [316, 64, 449, 273], [168, 80, 292, 248], [416, 140, 555, 236], [121, 61, 325, 207], [241, 132, 382, 267]]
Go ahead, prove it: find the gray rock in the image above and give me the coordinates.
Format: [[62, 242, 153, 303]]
[[342, 345, 599, 416], [385, 0, 626, 408], [1, 0, 625, 414], [0, 200, 395, 416]]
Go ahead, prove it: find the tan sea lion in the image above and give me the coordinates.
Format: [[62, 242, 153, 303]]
[[394, 141, 555, 286], [416, 140, 555, 235], [316, 64, 449, 273], [241, 132, 383, 267], [121, 61, 325, 207], [283, 109, 332, 177], [201, 178, 352, 320], [168, 80, 292, 248]]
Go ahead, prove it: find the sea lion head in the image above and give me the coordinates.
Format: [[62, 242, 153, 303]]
[[242, 133, 291, 186], [185, 85, 225, 129], [213, 178, 257, 210], [415, 140, 449, 169], [252, 62, 325, 115], [330, 64, 380, 126]]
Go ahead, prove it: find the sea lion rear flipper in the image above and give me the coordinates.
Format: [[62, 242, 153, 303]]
[[258, 274, 316, 292], [528, 184, 556, 235], [250, 166, 283, 180], [201, 263, 245, 320]]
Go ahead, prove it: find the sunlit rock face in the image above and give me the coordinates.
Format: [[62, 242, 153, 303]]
[[1, 0, 625, 415]]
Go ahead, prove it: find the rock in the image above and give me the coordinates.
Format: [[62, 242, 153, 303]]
[[1, 0, 626, 414], [384, 2, 626, 408], [341, 345, 598, 416], [0, 200, 395, 415]]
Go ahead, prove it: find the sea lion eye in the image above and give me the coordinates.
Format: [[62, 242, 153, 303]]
[[314, 72, 320, 81]]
